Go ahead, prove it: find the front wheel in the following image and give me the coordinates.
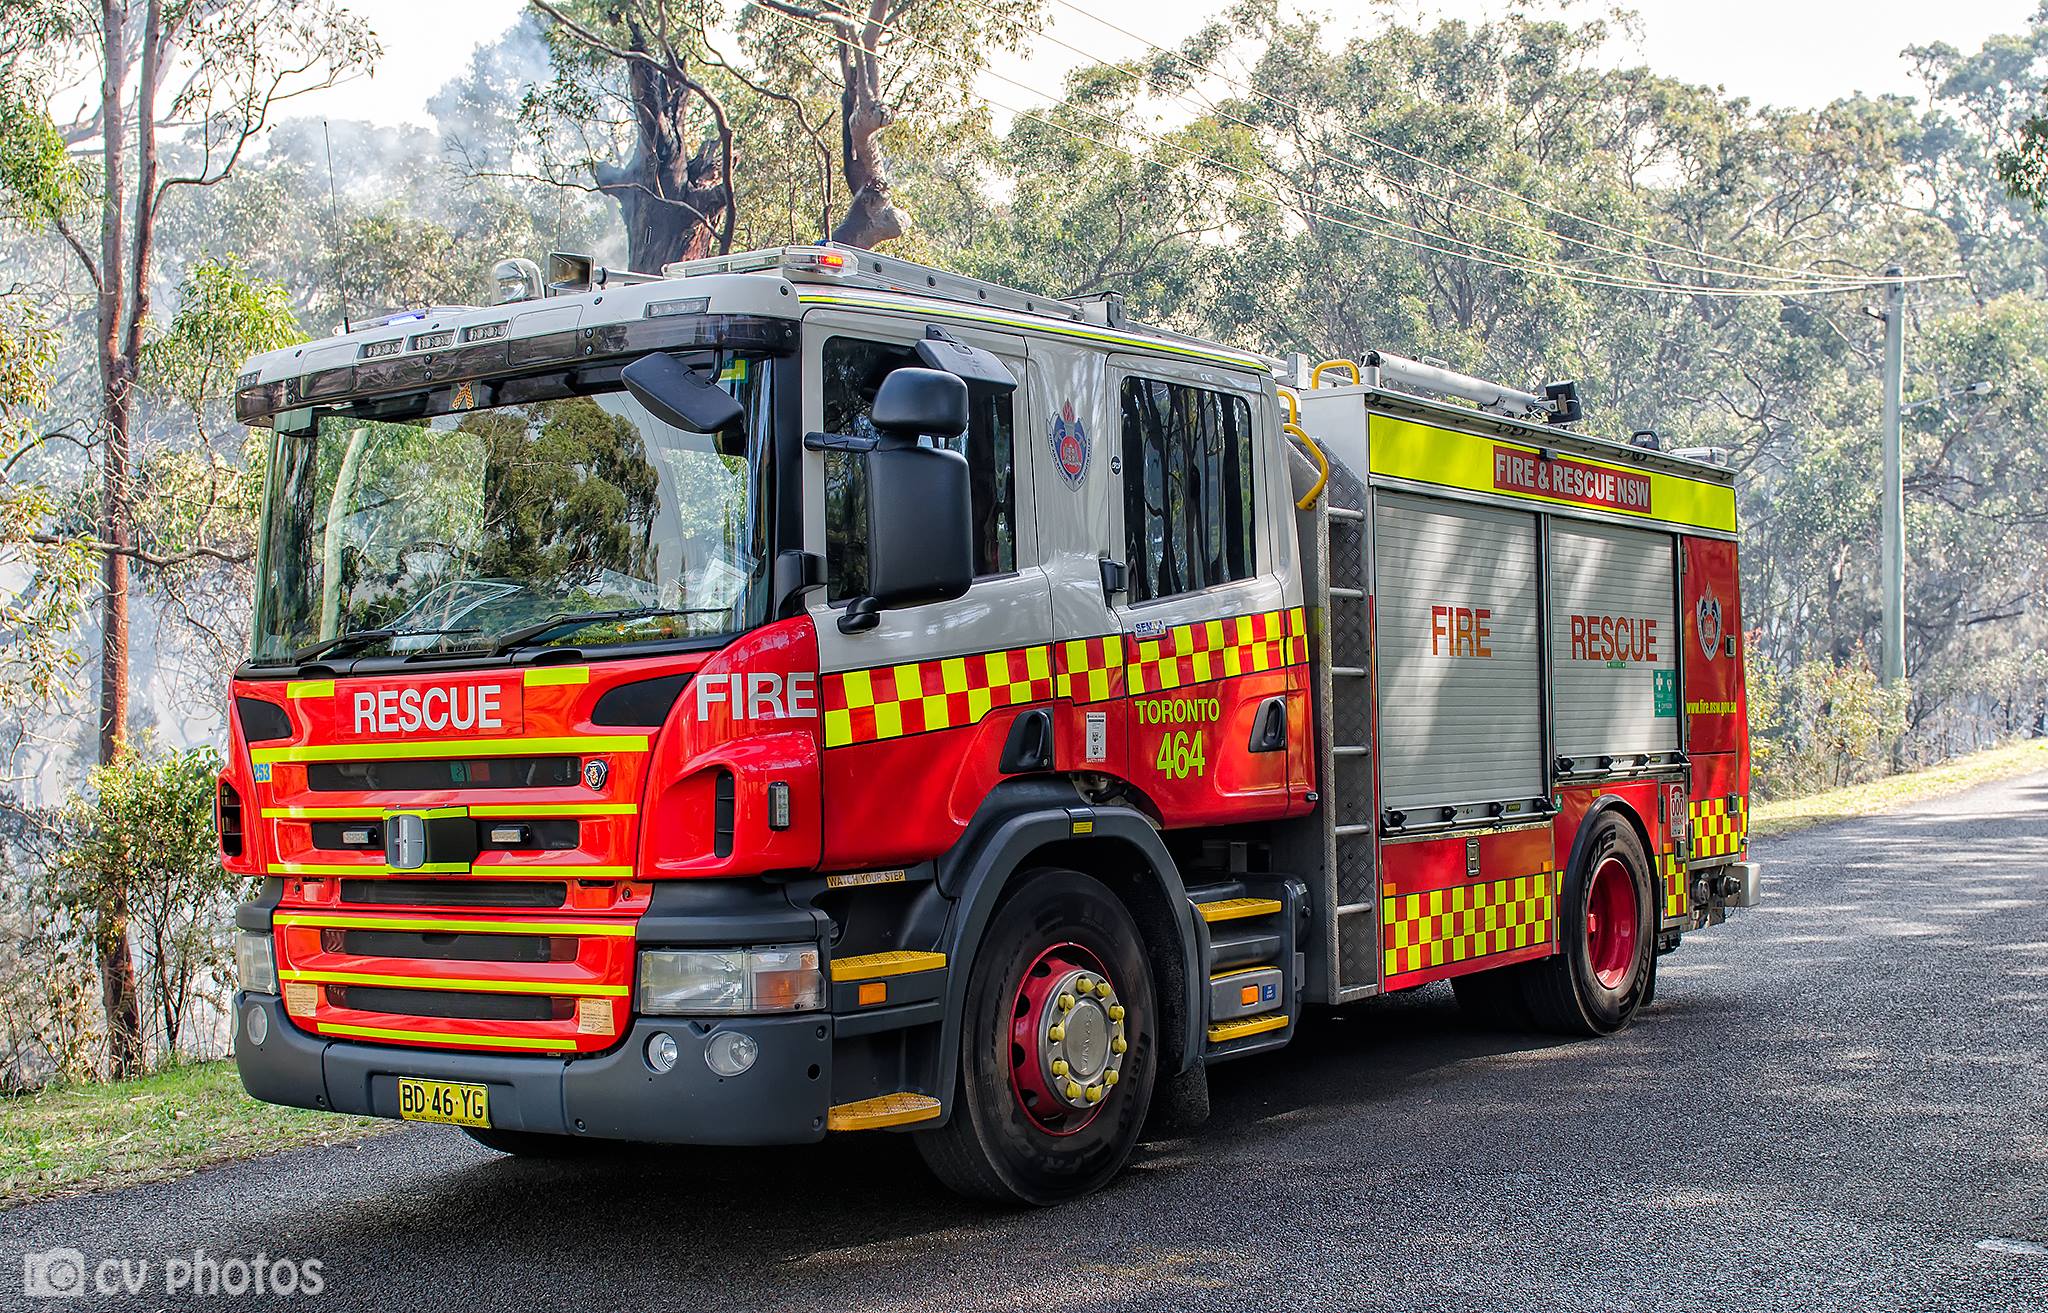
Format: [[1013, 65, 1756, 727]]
[[1520, 812, 1656, 1036], [915, 868, 1158, 1205]]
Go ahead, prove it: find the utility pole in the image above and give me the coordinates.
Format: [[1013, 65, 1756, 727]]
[[1879, 266, 1907, 688]]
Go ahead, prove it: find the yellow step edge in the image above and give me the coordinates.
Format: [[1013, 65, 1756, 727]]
[[1207, 1013, 1289, 1044], [826, 1091, 942, 1131], [829, 950, 947, 982], [1195, 896, 1284, 924]]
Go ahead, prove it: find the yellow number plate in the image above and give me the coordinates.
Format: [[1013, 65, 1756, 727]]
[[396, 1078, 489, 1127]]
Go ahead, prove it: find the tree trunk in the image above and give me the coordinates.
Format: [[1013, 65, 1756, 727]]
[[597, 44, 730, 274], [601, 137, 730, 274], [97, 891, 144, 1079], [93, 0, 146, 1080], [828, 33, 904, 250]]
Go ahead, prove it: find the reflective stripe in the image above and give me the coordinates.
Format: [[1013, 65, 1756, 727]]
[[281, 968, 628, 997], [273, 912, 634, 937], [267, 862, 634, 880], [285, 679, 334, 699], [797, 292, 1265, 370], [313, 1021, 575, 1051], [249, 734, 648, 764], [263, 803, 637, 819], [523, 667, 590, 687], [270, 863, 472, 877], [1369, 415, 1738, 534]]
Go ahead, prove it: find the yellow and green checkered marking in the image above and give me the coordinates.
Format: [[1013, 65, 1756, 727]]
[[821, 607, 1307, 748], [1382, 871, 1557, 978], [1690, 795, 1748, 860], [823, 644, 1054, 749], [1126, 607, 1307, 696], [1660, 849, 1689, 919]]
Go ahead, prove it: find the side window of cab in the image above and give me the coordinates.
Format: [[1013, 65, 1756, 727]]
[[821, 336, 1018, 601]]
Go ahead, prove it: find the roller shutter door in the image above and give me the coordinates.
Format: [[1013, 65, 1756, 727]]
[[1549, 519, 1679, 759], [1373, 492, 1543, 811]]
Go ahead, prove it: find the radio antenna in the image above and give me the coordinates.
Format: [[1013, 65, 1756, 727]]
[[322, 118, 352, 334]]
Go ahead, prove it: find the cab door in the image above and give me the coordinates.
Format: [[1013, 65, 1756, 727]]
[[804, 313, 1050, 869], [1102, 355, 1300, 825]]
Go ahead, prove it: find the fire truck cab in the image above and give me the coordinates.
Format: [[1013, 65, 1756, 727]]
[[223, 245, 1758, 1204]]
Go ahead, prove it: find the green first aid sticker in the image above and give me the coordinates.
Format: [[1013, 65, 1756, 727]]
[[1653, 669, 1677, 718]]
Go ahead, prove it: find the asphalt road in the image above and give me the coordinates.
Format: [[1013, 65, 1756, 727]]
[[7, 773, 2048, 1311]]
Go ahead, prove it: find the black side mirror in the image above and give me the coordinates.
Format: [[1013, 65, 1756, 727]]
[[841, 367, 974, 633], [870, 367, 968, 440], [622, 352, 745, 436]]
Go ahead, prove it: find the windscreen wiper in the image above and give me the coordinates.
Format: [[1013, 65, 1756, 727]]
[[489, 607, 723, 655], [289, 627, 479, 663]]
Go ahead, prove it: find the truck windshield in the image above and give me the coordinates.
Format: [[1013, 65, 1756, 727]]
[[248, 352, 774, 665]]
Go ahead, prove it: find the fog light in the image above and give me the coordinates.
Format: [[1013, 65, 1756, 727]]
[[645, 1031, 678, 1073], [244, 1005, 268, 1047], [705, 1030, 758, 1077]]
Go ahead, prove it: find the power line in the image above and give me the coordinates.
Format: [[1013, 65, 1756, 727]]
[[1039, 0, 1958, 289], [756, 5, 1950, 299]]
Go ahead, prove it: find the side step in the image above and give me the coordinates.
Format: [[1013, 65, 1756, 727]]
[[826, 1091, 941, 1131], [1186, 879, 1307, 1063]]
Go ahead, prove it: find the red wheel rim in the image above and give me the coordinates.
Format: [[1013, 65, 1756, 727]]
[[1584, 855, 1638, 990], [1008, 942, 1129, 1136]]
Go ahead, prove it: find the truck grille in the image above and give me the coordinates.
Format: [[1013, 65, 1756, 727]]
[[327, 984, 568, 1022], [305, 756, 580, 792], [272, 906, 636, 1054], [339, 879, 569, 909]]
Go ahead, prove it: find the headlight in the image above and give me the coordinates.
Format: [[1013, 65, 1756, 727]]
[[235, 929, 277, 994], [638, 945, 822, 1015]]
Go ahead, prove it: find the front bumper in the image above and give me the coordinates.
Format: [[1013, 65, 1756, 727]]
[[234, 992, 834, 1145]]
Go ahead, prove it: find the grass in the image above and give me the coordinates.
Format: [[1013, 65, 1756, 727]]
[[1751, 738, 2048, 840], [0, 1058, 387, 1208]]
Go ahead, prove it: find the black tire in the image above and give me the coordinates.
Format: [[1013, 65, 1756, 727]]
[[462, 1126, 621, 1158], [1519, 812, 1656, 1036], [915, 868, 1159, 1205], [1451, 962, 1533, 1029]]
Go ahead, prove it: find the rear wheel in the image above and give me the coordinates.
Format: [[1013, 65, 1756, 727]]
[[916, 869, 1158, 1205], [1520, 812, 1656, 1036]]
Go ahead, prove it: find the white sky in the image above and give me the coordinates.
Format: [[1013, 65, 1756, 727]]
[[315, 0, 2041, 130]]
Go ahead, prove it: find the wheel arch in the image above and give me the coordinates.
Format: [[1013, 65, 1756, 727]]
[[927, 781, 1204, 1128], [1566, 794, 1656, 886]]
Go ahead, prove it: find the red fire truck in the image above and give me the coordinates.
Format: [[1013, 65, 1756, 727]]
[[223, 245, 1758, 1203]]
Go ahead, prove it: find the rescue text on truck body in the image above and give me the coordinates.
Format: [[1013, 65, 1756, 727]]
[[222, 244, 1757, 1204]]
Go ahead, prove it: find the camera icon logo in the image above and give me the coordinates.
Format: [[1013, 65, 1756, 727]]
[[22, 1248, 87, 1299]]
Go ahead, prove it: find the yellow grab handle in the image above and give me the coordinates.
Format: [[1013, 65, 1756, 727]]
[[1310, 358, 1361, 389], [1286, 421, 1328, 510], [1277, 385, 1300, 427]]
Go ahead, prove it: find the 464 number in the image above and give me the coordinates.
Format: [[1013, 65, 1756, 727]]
[[1155, 730, 1207, 780]]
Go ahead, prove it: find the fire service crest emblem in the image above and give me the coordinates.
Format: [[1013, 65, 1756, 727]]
[[1696, 590, 1725, 660], [1050, 401, 1089, 488]]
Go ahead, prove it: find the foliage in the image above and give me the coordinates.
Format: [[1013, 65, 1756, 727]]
[[1753, 649, 1912, 799], [50, 745, 245, 1068], [0, 301, 96, 710]]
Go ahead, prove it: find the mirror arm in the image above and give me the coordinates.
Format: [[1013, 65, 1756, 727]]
[[839, 596, 882, 634]]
